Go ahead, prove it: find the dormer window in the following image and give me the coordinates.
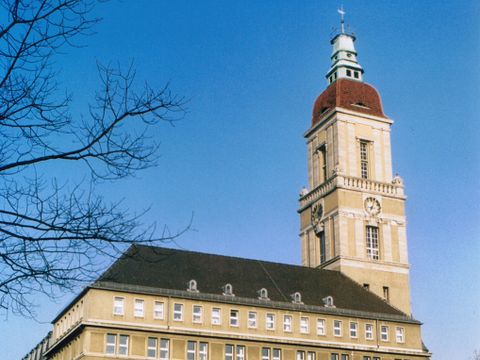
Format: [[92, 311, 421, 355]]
[[322, 296, 335, 307], [353, 102, 369, 109], [291, 292, 303, 304], [187, 279, 199, 292], [258, 288, 269, 300], [222, 283, 234, 296]]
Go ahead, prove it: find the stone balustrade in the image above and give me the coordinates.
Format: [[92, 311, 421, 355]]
[[299, 175, 404, 209]]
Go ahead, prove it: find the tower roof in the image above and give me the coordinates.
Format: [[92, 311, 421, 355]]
[[326, 8, 364, 84], [312, 78, 386, 126]]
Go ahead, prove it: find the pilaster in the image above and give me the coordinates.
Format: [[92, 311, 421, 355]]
[[382, 221, 393, 262]]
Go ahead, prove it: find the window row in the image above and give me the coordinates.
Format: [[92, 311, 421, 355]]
[[112, 298, 405, 342], [113, 297, 165, 318], [107, 335, 171, 359], [104, 335, 408, 360]]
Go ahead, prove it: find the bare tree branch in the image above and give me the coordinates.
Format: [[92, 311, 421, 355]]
[[0, 0, 188, 317]]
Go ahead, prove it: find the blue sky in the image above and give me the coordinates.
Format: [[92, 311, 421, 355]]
[[2, 1, 479, 359]]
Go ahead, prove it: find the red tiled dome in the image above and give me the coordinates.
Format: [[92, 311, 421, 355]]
[[312, 79, 385, 126]]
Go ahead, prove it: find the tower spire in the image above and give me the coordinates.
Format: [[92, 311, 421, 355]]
[[325, 9, 364, 85], [338, 6, 346, 34]]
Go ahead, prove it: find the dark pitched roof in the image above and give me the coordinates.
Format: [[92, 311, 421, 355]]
[[97, 245, 407, 318]]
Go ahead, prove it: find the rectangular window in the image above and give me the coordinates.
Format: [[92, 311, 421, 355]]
[[154, 301, 164, 319], [118, 335, 129, 355], [333, 320, 342, 336], [300, 317, 309, 334], [262, 347, 271, 360], [365, 323, 374, 340], [317, 318, 326, 335], [236, 345, 245, 360], [346, 69, 352, 77], [297, 351, 305, 360], [147, 337, 157, 358], [248, 311, 257, 328], [160, 339, 169, 360], [360, 140, 369, 179], [212, 307, 221, 325], [273, 349, 282, 360], [373, 357, 380, 360], [199, 342, 208, 360], [230, 309, 239, 327], [106, 334, 116, 354], [354, 71, 359, 79], [113, 297, 124, 315], [187, 341, 196, 360], [283, 315, 292, 332], [381, 325, 389, 341], [363, 357, 371, 360], [319, 231, 326, 264], [395, 327, 405, 343], [331, 354, 339, 360], [349, 322, 358, 338], [266, 313, 275, 330], [307, 352, 316, 360], [225, 344, 234, 360], [383, 286, 390, 302], [193, 305, 203, 323], [363, 283, 370, 291], [341, 355, 349, 360], [366, 226, 379, 260], [173, 303, 183, 321], [134, 299, 144, 317]]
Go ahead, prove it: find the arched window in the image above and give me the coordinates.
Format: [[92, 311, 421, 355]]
[[258, 288, 269, 300], [322, 296, 335, 307], [223, 283, 234, 296], [187, 279, 198, 292], [291, 292, 303, 304]]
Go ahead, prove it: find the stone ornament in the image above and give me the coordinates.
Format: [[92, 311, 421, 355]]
[[311, 203, 323, 225], [364, 197, 381, 216]]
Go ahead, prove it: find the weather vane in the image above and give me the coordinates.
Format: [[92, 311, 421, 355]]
[[338, 5, 346, 34]]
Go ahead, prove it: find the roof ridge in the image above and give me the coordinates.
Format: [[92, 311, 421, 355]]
[[132, 244, 330, 273]]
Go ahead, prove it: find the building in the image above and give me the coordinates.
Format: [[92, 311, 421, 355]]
[[298, 24, 411, 315], [24, 15, 430, 360]]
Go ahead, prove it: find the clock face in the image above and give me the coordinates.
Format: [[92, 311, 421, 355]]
[[364, 197, 381, 216], [311, 203, 323, 224]]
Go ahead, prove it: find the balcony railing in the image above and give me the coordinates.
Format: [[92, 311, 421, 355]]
[[299, 174, 404, 209], [341, 175, 402, 195]]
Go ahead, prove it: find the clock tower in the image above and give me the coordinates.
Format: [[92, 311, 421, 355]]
[[298, 17, 411, 314]]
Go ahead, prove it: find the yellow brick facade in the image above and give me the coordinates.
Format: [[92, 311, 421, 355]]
[[47, 289, 428, 360], [299, 109, 411, 315]]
